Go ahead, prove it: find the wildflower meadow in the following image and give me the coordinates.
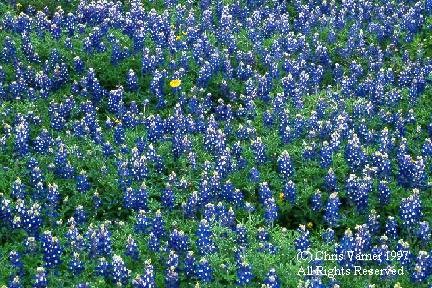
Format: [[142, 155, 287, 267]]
[[0, 0, 432, 287]]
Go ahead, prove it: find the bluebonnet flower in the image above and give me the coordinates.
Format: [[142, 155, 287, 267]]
[[186, 151, 197, 170], [162, 184, 175, 209], [33, 267, 48, 288], [148, 232, 161, 252], [117, 160, 131, 191], [183, 251, 196, 279], [204, 126, 226, 155], [93, 192, 102, 210], [372, 151, 391, 179], [283, 180, 297, 204], [251, 138, 267, 165], [108, 87, 124, 116], [0, 195, 13, 227], [33, 127, 53, 155], [76, 170, 91, 193], [73, 205, 87, 225], [69, 252, 84, 275], [0, 66, 5, 83], [258, 182, 273, 204], [264, 197, 278, 225], [221, 182, 236, 206], [14, 118, 30, 157], [24, 236, 37, 254], [197, 180, 213, 206], [87, 224, 112, 258], [126, 69, 138, 92], [263, 110, 274, 127], [294, 225, 310, 252], [367, 210, 381, 235], [201, 202, 215, 224], [73, 56, 84, 73], [324, 192, 341, 227], [114, 123, 126, 145], [319, 141, 333, 168], [134, 182, 149, 211], [236, 261, 253, 286], [229, 186, 245, 208], [411, 251, 431, 283], [95, 257, 111, 278], [237, 123, 254, 140], [66, 220, 85, 252], [235, 224, 248, 247], [195, 257, 213, 283], [111, 255, 130, 286], [124, 187, 135, 210], [11, 178, 26, 199], [323, 168, 337, 192], [1, 1, 431, 286], [165, 265, 179, 288], [146, 115, 165, 143], [262, 268, 281, 288], [396, 240, 413, 267], [135, 210, 152, 234], [53, 143, 74, 179], [416, 221, 431, 244], [152, 210, 166, 238], [150, 69, 166, 108], [168, 229, 189, 253], [385, 216, 398, 240], [335, 229, 355, 268], [400, 189, 423, 228], [48, 103, 67, 131], [141, 48, 155, 75], [322, 228, 335, 243], [131, 155, 148, 182], [196, 219, 216, 255], [277, 150, 294, 179], [132, 259, 156, 288], [40, 231, 62, 268], [427, 0, 432, 14], [166, 250, 179, 273], [249, 167, 260, 183], [345, 133, 366, 172], [125, 235, 140, 260], [310, 190, 323, 212], [421, 138, 432, 158], [65, 218, 79, 240], [378, 180, 392, 206], [346, 174, 371, 212], [111, 44, 128, 66], [182, 191, 199, 218], [9, 251, 23, 276], [302, 141, 317, 161], [8, 275, 22, 288], [397, 153, 427, 190]]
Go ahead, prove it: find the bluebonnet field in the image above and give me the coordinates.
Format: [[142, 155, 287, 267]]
[[0, 0, 432, 287]]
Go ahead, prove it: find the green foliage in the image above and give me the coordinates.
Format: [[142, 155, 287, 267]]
[[13, 0, 80, 13]]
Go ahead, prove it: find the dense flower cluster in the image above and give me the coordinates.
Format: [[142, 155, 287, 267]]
[[0, 0, 431, 287]]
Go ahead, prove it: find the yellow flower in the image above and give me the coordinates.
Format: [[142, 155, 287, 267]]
[[175, 35, 182, 41], [306, 222, 313, 229], [169, 79, 181, 88], [279, 192, 284, 201]]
